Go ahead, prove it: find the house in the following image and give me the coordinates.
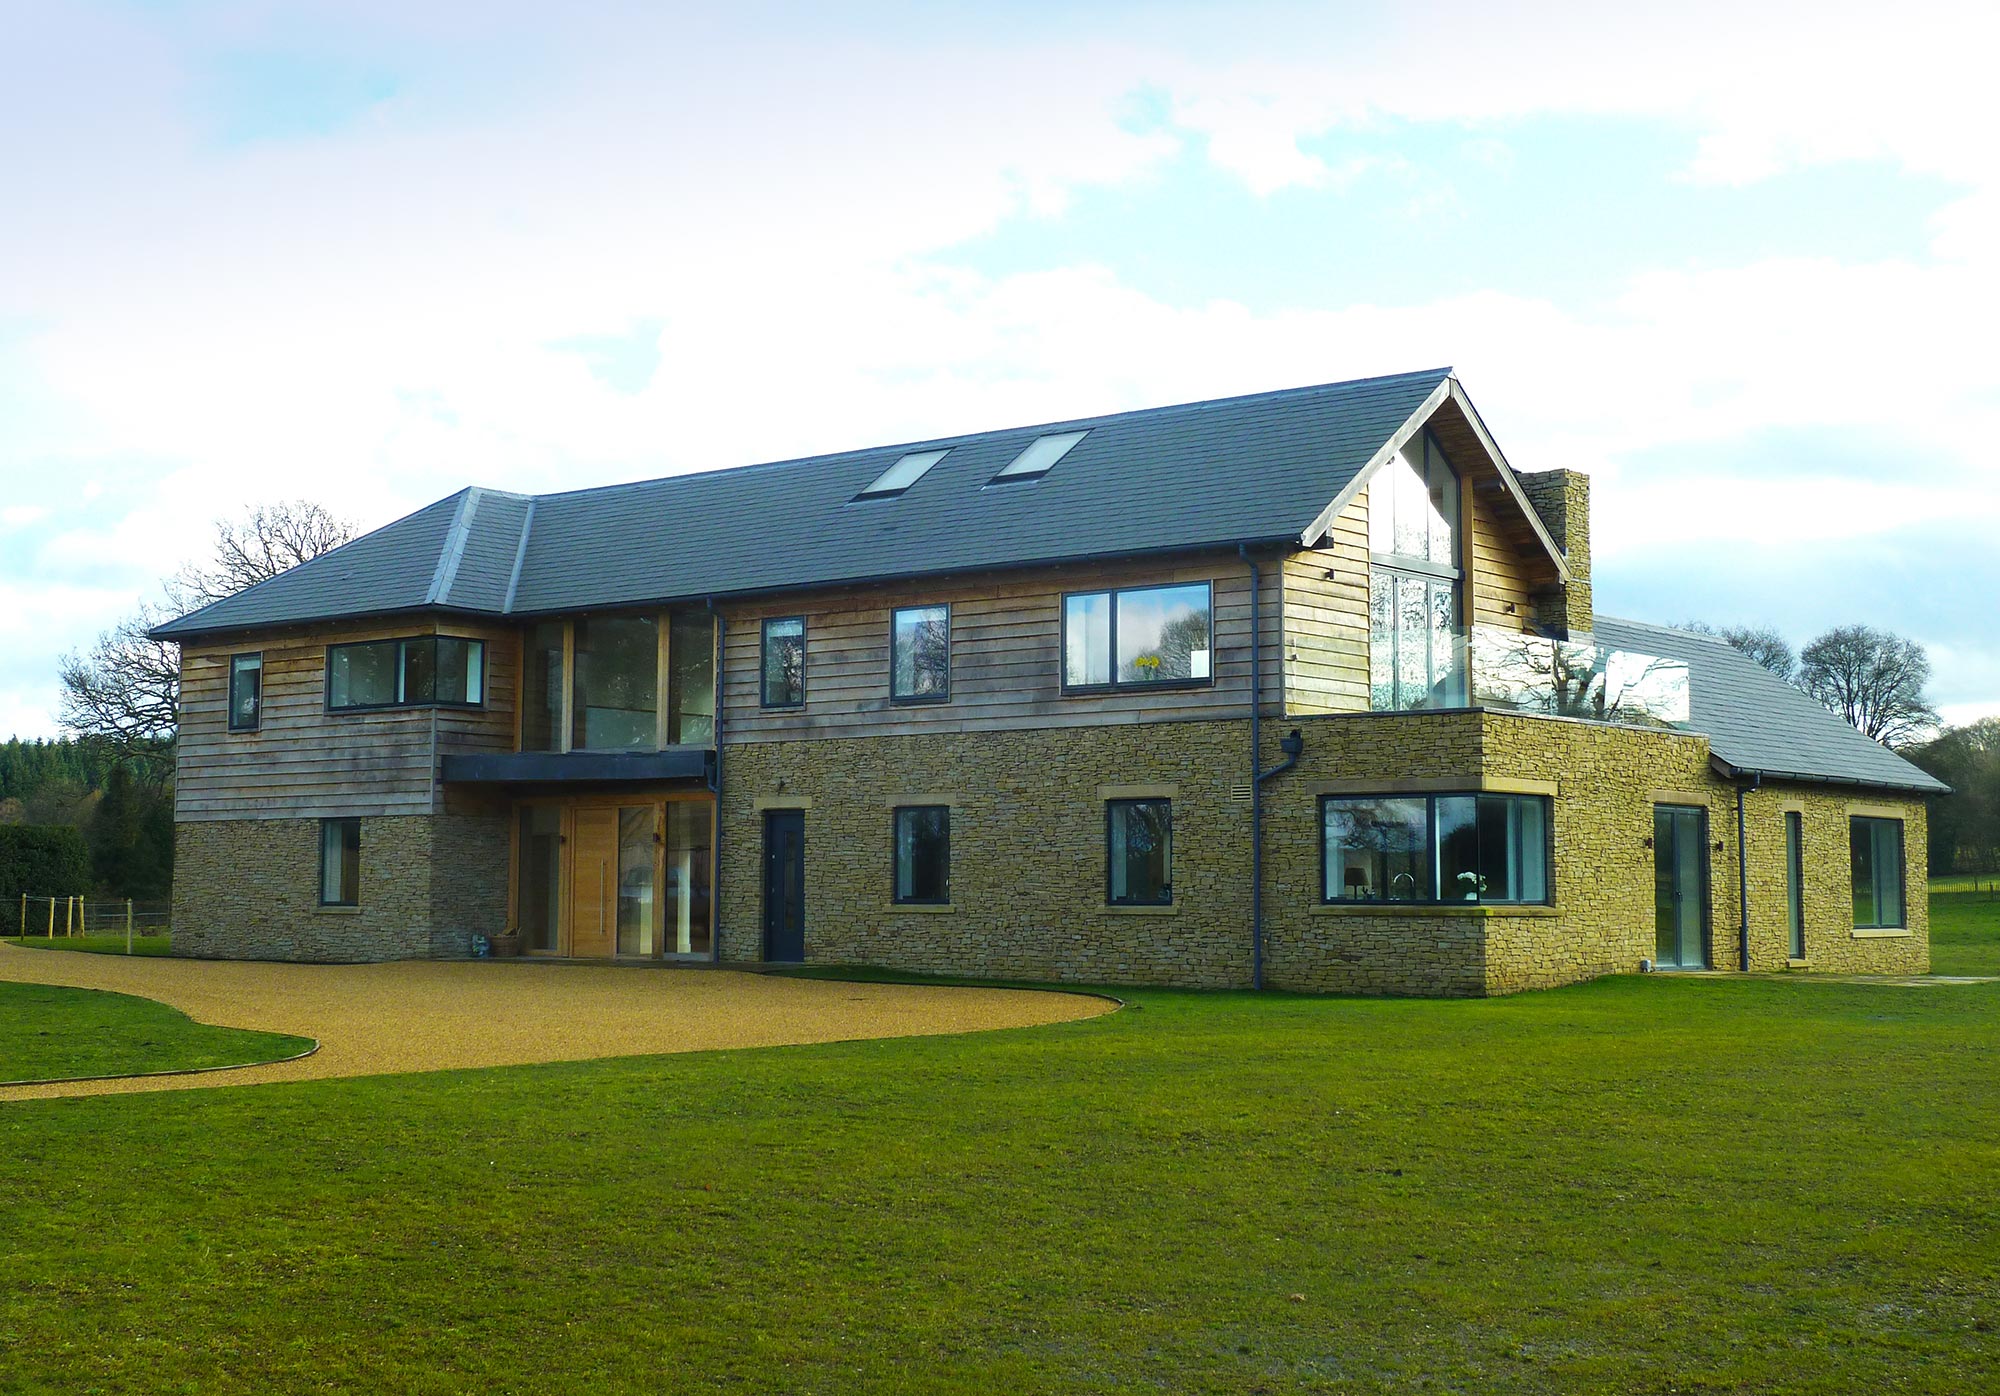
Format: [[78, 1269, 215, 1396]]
[[149, 368, 1946, 995]]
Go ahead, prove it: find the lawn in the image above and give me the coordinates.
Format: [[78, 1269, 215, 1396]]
[[1929, 877, 2000, 976], [0, 981, 313, 1084], [1, 899, 1997, 1394], [5, 933, 174, 957]]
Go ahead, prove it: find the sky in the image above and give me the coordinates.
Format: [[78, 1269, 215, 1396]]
[[1, 0, 1996, 739]]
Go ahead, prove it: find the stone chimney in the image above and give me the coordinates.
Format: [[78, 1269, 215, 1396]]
[[1514, 469, 1592, 638]]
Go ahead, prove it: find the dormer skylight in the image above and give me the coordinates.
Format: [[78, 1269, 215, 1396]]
[[990, 429, 1087, 484], [855, 449, 949, 500]]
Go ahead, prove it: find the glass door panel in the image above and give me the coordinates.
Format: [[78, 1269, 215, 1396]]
[[615, 806, 657, 956], [1653, 805, 1708, 968], [518, 805, 563, 952], [665, 801, 714, 955]]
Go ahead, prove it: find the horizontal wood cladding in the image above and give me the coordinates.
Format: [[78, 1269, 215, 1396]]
[[177, 617, 516, 822], [720, 552, 1282, 744]]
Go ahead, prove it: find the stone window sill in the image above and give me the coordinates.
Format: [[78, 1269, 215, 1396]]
[[315, 904, 363, 916], [1311, 902, 1559, 918], [1787, 957, 1810, 968], [1104, 903, 1178, 917], [887, 903, 956, 915], [1852, 928, 1912, 939]]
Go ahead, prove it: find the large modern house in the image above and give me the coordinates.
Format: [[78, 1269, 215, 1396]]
[[151, 368, 1946, 994]]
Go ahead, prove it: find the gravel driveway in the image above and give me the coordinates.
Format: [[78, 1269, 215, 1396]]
[[0, 943, 1111, 1102]]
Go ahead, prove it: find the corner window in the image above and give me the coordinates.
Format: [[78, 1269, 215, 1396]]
[[319, 818, 360, 907], [893, 806, 950, 904], [1064, 583, 1212, 690], [761, 618, 806, 708], [891, 605, 950, 702], [228, 653, 263, 732], [327, 637, 485, 712], [1107, 799, 1172, 906], [1322, 793, 1552, 905], [1850, 816, 1905, 929]]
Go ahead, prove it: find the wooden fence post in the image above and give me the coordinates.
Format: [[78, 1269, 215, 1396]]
[[46, 897, 54, 937], [126, 899, 134, 955]]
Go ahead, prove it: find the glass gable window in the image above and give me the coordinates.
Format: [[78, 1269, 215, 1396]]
[[1368, 431, 1460, 566], [319, 817, 360, 906], [992, 430, 1087, 482], [856, 449, 949, 500], [894, 806, 951, 904], [891, 604, 951, 702], [228, 653, 263, 732], [1367, 430, 1464, 712], [328, 637, 485, 712], [1064, 583, 1212, 690], [1850, 816, 1906, 929], [1322, 793, 1551, 905], [1107, 799, 1172, 906], [571, 616, 658, 751], [762, 617, 806, 708]]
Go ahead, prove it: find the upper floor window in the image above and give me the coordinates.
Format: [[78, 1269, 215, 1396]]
[[572, 615, 657, 752], [1368, 431, 1464, 712], [1322, 792, 1551, 905], [1368, 430, 1459, 568], [762, 617, 806, 708], [1064, 582, 1212, 691], [891, 605, 951, 702], [519, 611, 715, 753], [228, 653, 263, 732], [327, 636, 484, 712], [1850, 816, 1905, 929]]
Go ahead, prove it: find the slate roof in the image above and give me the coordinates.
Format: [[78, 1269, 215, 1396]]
[[149, 367, 1451, 640], [1591, 616, 1948, 794]]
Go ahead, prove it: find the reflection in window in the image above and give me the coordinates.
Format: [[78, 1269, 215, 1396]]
[[1107, 799, 1172, 905], [665, 801, 713, 955], [894, 806, 951, 904], [319, 817, 360, 906], [521, 621, 566, 752], [1322, 797, 1430, 902], [615, 806, 657, 955], [328, 637, 485, 712], [1368, 431, 1459, 567], [572, 616, 658, 751], [762, 617, 806, 708], [892, 605, 951, 701], [668, 612, 716, 745], [228, 653, 263, 732], [1065, 583, 1212, 689], [1323, 793, 1550, 905], [517, 805, 562, 952], [1850, 816, 1905, 929], [1370, 573, 1461, 710], [327, 641, 398, 709]]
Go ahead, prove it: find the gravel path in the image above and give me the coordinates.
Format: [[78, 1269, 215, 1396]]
[[0, 943, 1111, 1103]]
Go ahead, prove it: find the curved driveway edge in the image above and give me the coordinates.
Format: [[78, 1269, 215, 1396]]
[[0, 944, 1111, 1103]]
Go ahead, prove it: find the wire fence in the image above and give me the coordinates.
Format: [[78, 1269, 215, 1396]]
[[11, 895, 171, 945]]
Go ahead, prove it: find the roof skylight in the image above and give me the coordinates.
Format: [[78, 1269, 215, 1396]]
[[991, 430, 1088, 483], [855, 449, 949, 500]]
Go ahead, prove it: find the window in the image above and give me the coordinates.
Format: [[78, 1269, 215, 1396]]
[[228, 653, 263, 732], [572, 615, 657, 751], [856, 449, 949, 500], [991, 430, 1087, 483], [1322, 793, 1552, 905], [1064, 583, 1212, 690], [327, 636, 485, 712], [319, 818, 360, 907], [1107, 799, 1172, 906], [891, 604, 950, 702], [1786, 811, 1806, 958], [667, 611, 716, 746], [1367, 430, 1464, 712], [894, 806, 951, 904], [1850, 816, 1905, 929], [761, 617, 806, 708], [521, 621, 566, 753]]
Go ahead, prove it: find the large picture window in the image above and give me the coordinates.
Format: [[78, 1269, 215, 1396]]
[[327, 636, 485, 712], [1850, 816, 1905, 929], [319, 817, 360, 907], [1367, 430, 1464, 712], [1107, 799, 1172, 906], [228, 652, 263, 732], [893, 806, 951, 904], [1322, 792, 1551, 905], [891, 605, 951, 702], [762, 617, 806, 708], [1064, 583, 1212, 690], [571, 615, 658, 751]]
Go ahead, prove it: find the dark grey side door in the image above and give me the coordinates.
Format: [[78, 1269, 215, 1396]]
[[763, 809, 805, 964]]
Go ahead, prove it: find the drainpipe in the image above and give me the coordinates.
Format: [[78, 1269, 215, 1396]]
[[1735, 772, 1760, 972], [708, 600, 725, 964], [1240, 547, 1306, 992]]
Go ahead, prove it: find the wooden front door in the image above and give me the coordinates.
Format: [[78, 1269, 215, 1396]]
[[570, 806, 620, 958]]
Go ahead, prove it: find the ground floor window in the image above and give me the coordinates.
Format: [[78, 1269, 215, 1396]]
[[514, 797, 713, 957], [1785, 811, 1806, 958], [1322, 793, 1551, 904], [319, 817, 360, 906], [1106, 799, 1172, 905], [893, 806, 950, 904], [1850, 816, 1905, 929]]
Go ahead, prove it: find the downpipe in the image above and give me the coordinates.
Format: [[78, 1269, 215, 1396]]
[[708, 600, 725, 964], [1240, 544, 1307, 993], [1735, 772, 1760, 972]]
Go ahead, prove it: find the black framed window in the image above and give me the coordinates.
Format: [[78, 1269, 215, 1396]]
[[319, 817, 360, 907], [1786, 811, 1807, 958], [1850, 816, 1905, 929], [327, 636, 485, 712], [893, 806, 951, 904], [1063, 582, 1212, 690], [761, 617, 805, 708], [228, 652, 263, 732], [1321, 792, 1552, 905], [891, 604, 951, 702], [1107, 799, 1172, 906]]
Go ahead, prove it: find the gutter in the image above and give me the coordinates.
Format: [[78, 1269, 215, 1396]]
[[1708, 755, 1949, 798]]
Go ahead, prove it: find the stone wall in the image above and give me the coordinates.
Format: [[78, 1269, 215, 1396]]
[[1515, 469, 1593, 638], [174, 813, 508, 962]]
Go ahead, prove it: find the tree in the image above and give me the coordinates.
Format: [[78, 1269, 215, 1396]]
[[1911, 717, 2000, 875], [1683, 621, 1795, 681], [172, 500, 356, 607], [1797, 625, 1940, 748], [86, 762, 174, 899]]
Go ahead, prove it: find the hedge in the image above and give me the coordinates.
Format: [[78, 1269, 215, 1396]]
[[0, 825, 92, 933]]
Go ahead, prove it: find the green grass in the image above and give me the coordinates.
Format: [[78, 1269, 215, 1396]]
[[1929, 877, 2000, 976], [5, 933, 173, 956], [3, 903, 1998, 1393], [0, 981, 313, 1084]]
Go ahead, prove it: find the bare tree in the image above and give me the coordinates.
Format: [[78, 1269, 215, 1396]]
[[59, 501, 356, 770], [1685, 621, 1795, 681], [1798, 624, 1939, 748]]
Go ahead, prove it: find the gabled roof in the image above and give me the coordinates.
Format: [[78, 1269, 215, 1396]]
[[151, 368, 1456, 640], [1591, 616, 1948, 795]]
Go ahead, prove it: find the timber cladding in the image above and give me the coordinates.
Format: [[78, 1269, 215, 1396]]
[[176, 617, 517, 822]]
